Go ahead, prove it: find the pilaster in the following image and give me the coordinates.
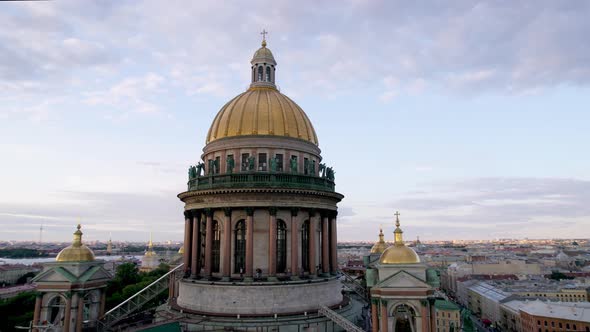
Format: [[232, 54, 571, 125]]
[[222, 208, 232, 279], [290, 208, 299, 278], [245, 207, 254, 279], [268, 207, 277, 278], [204, 208, 214, 277]]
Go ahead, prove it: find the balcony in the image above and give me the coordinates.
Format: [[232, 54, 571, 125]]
[[187, 172, 336, 192]]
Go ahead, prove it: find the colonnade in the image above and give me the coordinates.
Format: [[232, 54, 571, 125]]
[[182, 207, 338, 279]]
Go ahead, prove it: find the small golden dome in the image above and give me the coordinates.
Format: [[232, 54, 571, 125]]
[[206, 87, 318, 145], [252, 44, 276, 65], [56, 224, 95, 262], [379, 212, 420, 264], [370, 228, 389, 254], [178, 245, 184, 254]]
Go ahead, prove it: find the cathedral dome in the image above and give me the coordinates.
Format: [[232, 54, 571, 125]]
[[379, 213, 421, 264], [206, 87, 318, 145], [206, 38, 318, 145], [370, 228, 389, 254], [56, 224, 95, 262]]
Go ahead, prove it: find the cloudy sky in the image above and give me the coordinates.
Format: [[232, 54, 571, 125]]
[[2, 1, 590, 242]]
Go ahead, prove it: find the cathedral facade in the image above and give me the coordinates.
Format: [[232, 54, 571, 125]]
[[167, 37, 362, 330]]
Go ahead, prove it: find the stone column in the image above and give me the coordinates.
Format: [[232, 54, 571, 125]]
[[321, 214, 330, 274], [99, 291, 106, 318], [75, 295, 83, 332], [204, 208, 214, 277], [268, 207, 277, 277], [183, 210, 192, 273], [290, 209, 299, 277], [63, 296, 72, 332], [32, 294, 41, 331], [371, 300, 379, 332], [380, 300, 388, 332], [223, 208, 232, 278], [308, 210, 317, 277], [191, 211, 200, 277], [245, 208, 254, 278], [330, 213, 338, 274]]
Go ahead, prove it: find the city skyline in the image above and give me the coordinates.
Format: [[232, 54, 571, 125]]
[[2, 1, 590, 242]]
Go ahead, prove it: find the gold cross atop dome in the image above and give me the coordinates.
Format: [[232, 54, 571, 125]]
[[260, 29, 268, 47]]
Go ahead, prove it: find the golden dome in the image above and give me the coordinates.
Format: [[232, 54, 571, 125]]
[[206, 87, 318, 145], [56, 224, 95, 262], [370, 228, 389, 254], [178, 245, 184, 254], [379, 212, 420, 264]]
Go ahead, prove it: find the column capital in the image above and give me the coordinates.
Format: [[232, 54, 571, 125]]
[[223, 207, 232, 217], [269, 207, 278, 216], [246, 207, 255, 216], [371, 298, 380, 305], [290, 207, 299, 216], [184, 210, 192, 219], [204, 208, 214, 217], [380, 299, 388, 306], [190, 209, 201, 218], [308, 208, 317, 217]]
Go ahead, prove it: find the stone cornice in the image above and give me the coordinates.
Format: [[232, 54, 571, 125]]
[[178, 187, 344, 201]]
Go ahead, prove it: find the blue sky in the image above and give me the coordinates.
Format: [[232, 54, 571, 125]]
[[1, 1, 590, 242]]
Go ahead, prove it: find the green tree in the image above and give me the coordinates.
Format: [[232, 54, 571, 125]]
[[0, 291, 36, 331], [549, 270, 574, 280]]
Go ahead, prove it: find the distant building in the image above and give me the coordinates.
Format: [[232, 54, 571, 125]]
[[518, 300, 590, 332], [434, 300, 461, 332], [0, 264, 39, 285], [140, 234, 160, 272]]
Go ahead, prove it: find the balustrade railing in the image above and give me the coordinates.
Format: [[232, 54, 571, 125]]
[[187, 172, 335, 192]]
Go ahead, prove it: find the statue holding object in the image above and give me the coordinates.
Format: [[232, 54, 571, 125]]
[[319, 163, 326, 177], [326, 167, 335, 181], [290, 158, 298, 173], [195, 162, 204, 177], [248, 156, 255, 171], [226, 155, 235, 174], [270, 156, 277, 172]]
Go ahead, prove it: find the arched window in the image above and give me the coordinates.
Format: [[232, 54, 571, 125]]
[[257, 66, 263, 81], [212, 220, 221, 273], [277, 220, 287, 273], [234, 220, 246, 273], [48, 295, 66, 325], [301, 220, 310, 272], [266, 66, 271, 82]]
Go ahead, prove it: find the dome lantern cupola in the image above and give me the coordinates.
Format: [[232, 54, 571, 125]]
[[379, 212, 421, 264], [250, 29, 277, 89]]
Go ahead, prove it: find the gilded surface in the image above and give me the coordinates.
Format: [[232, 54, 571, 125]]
[[206, 87, 318, 145], [370, 228, 389, 254], [56, 224, 95, 262], [379, 213, 421, 264], [379, 245, 421, 264]]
